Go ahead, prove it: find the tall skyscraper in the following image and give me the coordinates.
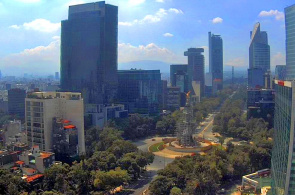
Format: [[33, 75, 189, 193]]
[[286, 5, 295, 80], [209, 32, 223, 91], [271, 4, 295, 195], [248, 23, 270, 88], [184, 48, 205, 98], [60, 1, 118, 105], [249, 23, 270, 73], [26, 92, 85, 155], [170, 64, 188, 93]]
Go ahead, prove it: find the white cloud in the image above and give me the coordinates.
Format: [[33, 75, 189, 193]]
[[119, 22, 134, 26], [119, 8, 183, 26], [163, 33, 173, 37], [225, 58, 246, 67], [67, 0, 85, 6], [128, 0, 145, 6], [259, 10, 284, 21], [201, 46, 208, 50], [168, 8, 183, 14], [271, 52, 286, 67], [9, 25, 21, 29], [118, 42, 184, 63], [0, 39, 60, 76], [212, 17, 223, 24], [10, 19, 60, 33], [52, 36, 60, 40], [156, 0, 165, 2]]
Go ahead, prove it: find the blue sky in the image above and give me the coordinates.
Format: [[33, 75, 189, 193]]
[[0, 0, 293, 76]]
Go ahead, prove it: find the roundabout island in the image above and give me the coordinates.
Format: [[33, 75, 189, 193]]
[[148, 92, 216, 159]]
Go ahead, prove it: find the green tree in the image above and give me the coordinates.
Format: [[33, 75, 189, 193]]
[[43, 163, 70, 192], [149, 176, 173, 195], [170, 187, 182, 195], [93, 168, 130, 191]]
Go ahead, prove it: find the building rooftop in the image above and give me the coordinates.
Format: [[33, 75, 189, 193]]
[[15, 161, 25, 165], [40, 152, 53, 159], [26, 91, 82, 100], [26, 174, 44, 183]]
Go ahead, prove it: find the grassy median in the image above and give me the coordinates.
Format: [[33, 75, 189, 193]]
[[149, 142, 165, 152]]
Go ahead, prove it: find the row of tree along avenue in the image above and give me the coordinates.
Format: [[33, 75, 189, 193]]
[[0, 127, 154, 194]]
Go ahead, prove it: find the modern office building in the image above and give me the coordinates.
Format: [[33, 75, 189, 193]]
[[170, 64, 188, 93], [8, 88, 26, 118], [161, 80, 168, 110], [170, 65, 189, 106], [248, 23, 270, 88], [271, 4, 295, 195], [25, 92, 85, 155], [117, 70, 161, 115], [85, 104, 128, 127], [60, 1, 118, 105], [249, 22, 270, 73], [166, 87, 180, 111], [247, 88, 274, 126], [275, 65, 286, 80], [248, 68, 264, 88], [285, 5, 295, 80], [271, 80, 295, 195], [184, 48, 205, 98], [209, 32, 223, 92]]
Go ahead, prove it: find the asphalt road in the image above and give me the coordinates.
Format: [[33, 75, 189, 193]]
[[121, 137, 173, 195]]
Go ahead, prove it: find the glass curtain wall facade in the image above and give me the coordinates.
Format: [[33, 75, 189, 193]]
[[209, 32, 223, 90], [117, 70, 161, 115], [286, 5, 295, 80], [170, 64, 188, 93], [271, 5, 295, 195], [271, 81, 295, 195], [249, 23, 270, 73], [60, 1, 118, 105], [184, 48, 205, 97]]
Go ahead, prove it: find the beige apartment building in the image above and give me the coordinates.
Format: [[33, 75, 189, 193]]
[[25, 92, 85, 154]]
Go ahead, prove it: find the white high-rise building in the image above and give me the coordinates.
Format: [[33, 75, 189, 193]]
[[25, 92, 85, 154]]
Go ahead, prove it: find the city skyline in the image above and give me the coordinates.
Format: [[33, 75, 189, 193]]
[[0, 0, 292, 76]]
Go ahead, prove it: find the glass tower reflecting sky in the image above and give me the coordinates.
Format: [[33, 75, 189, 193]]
[[60, 1, 118, 105], [271, 4, 295, 195], [249, 23, 270, 74], [286, 5, 295, 80], [209, 32, 223, 84], [184, 48, 205, 97]]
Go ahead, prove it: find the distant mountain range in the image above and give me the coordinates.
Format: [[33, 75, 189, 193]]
[[118, 60, 248, 80]]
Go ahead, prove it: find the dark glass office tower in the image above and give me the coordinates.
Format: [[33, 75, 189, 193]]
[[248, 23, 270, 88], [61, 1, 118, 105], [249, 23, 270, 73], [184, 48, 205, 98], [8, 88, 26, 118], [209, 32, 223, 91], [271, 4, 295, 195], [117, 70, 161, 115], [170, 64, 188, 93], [285, 5, 295, 80]]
